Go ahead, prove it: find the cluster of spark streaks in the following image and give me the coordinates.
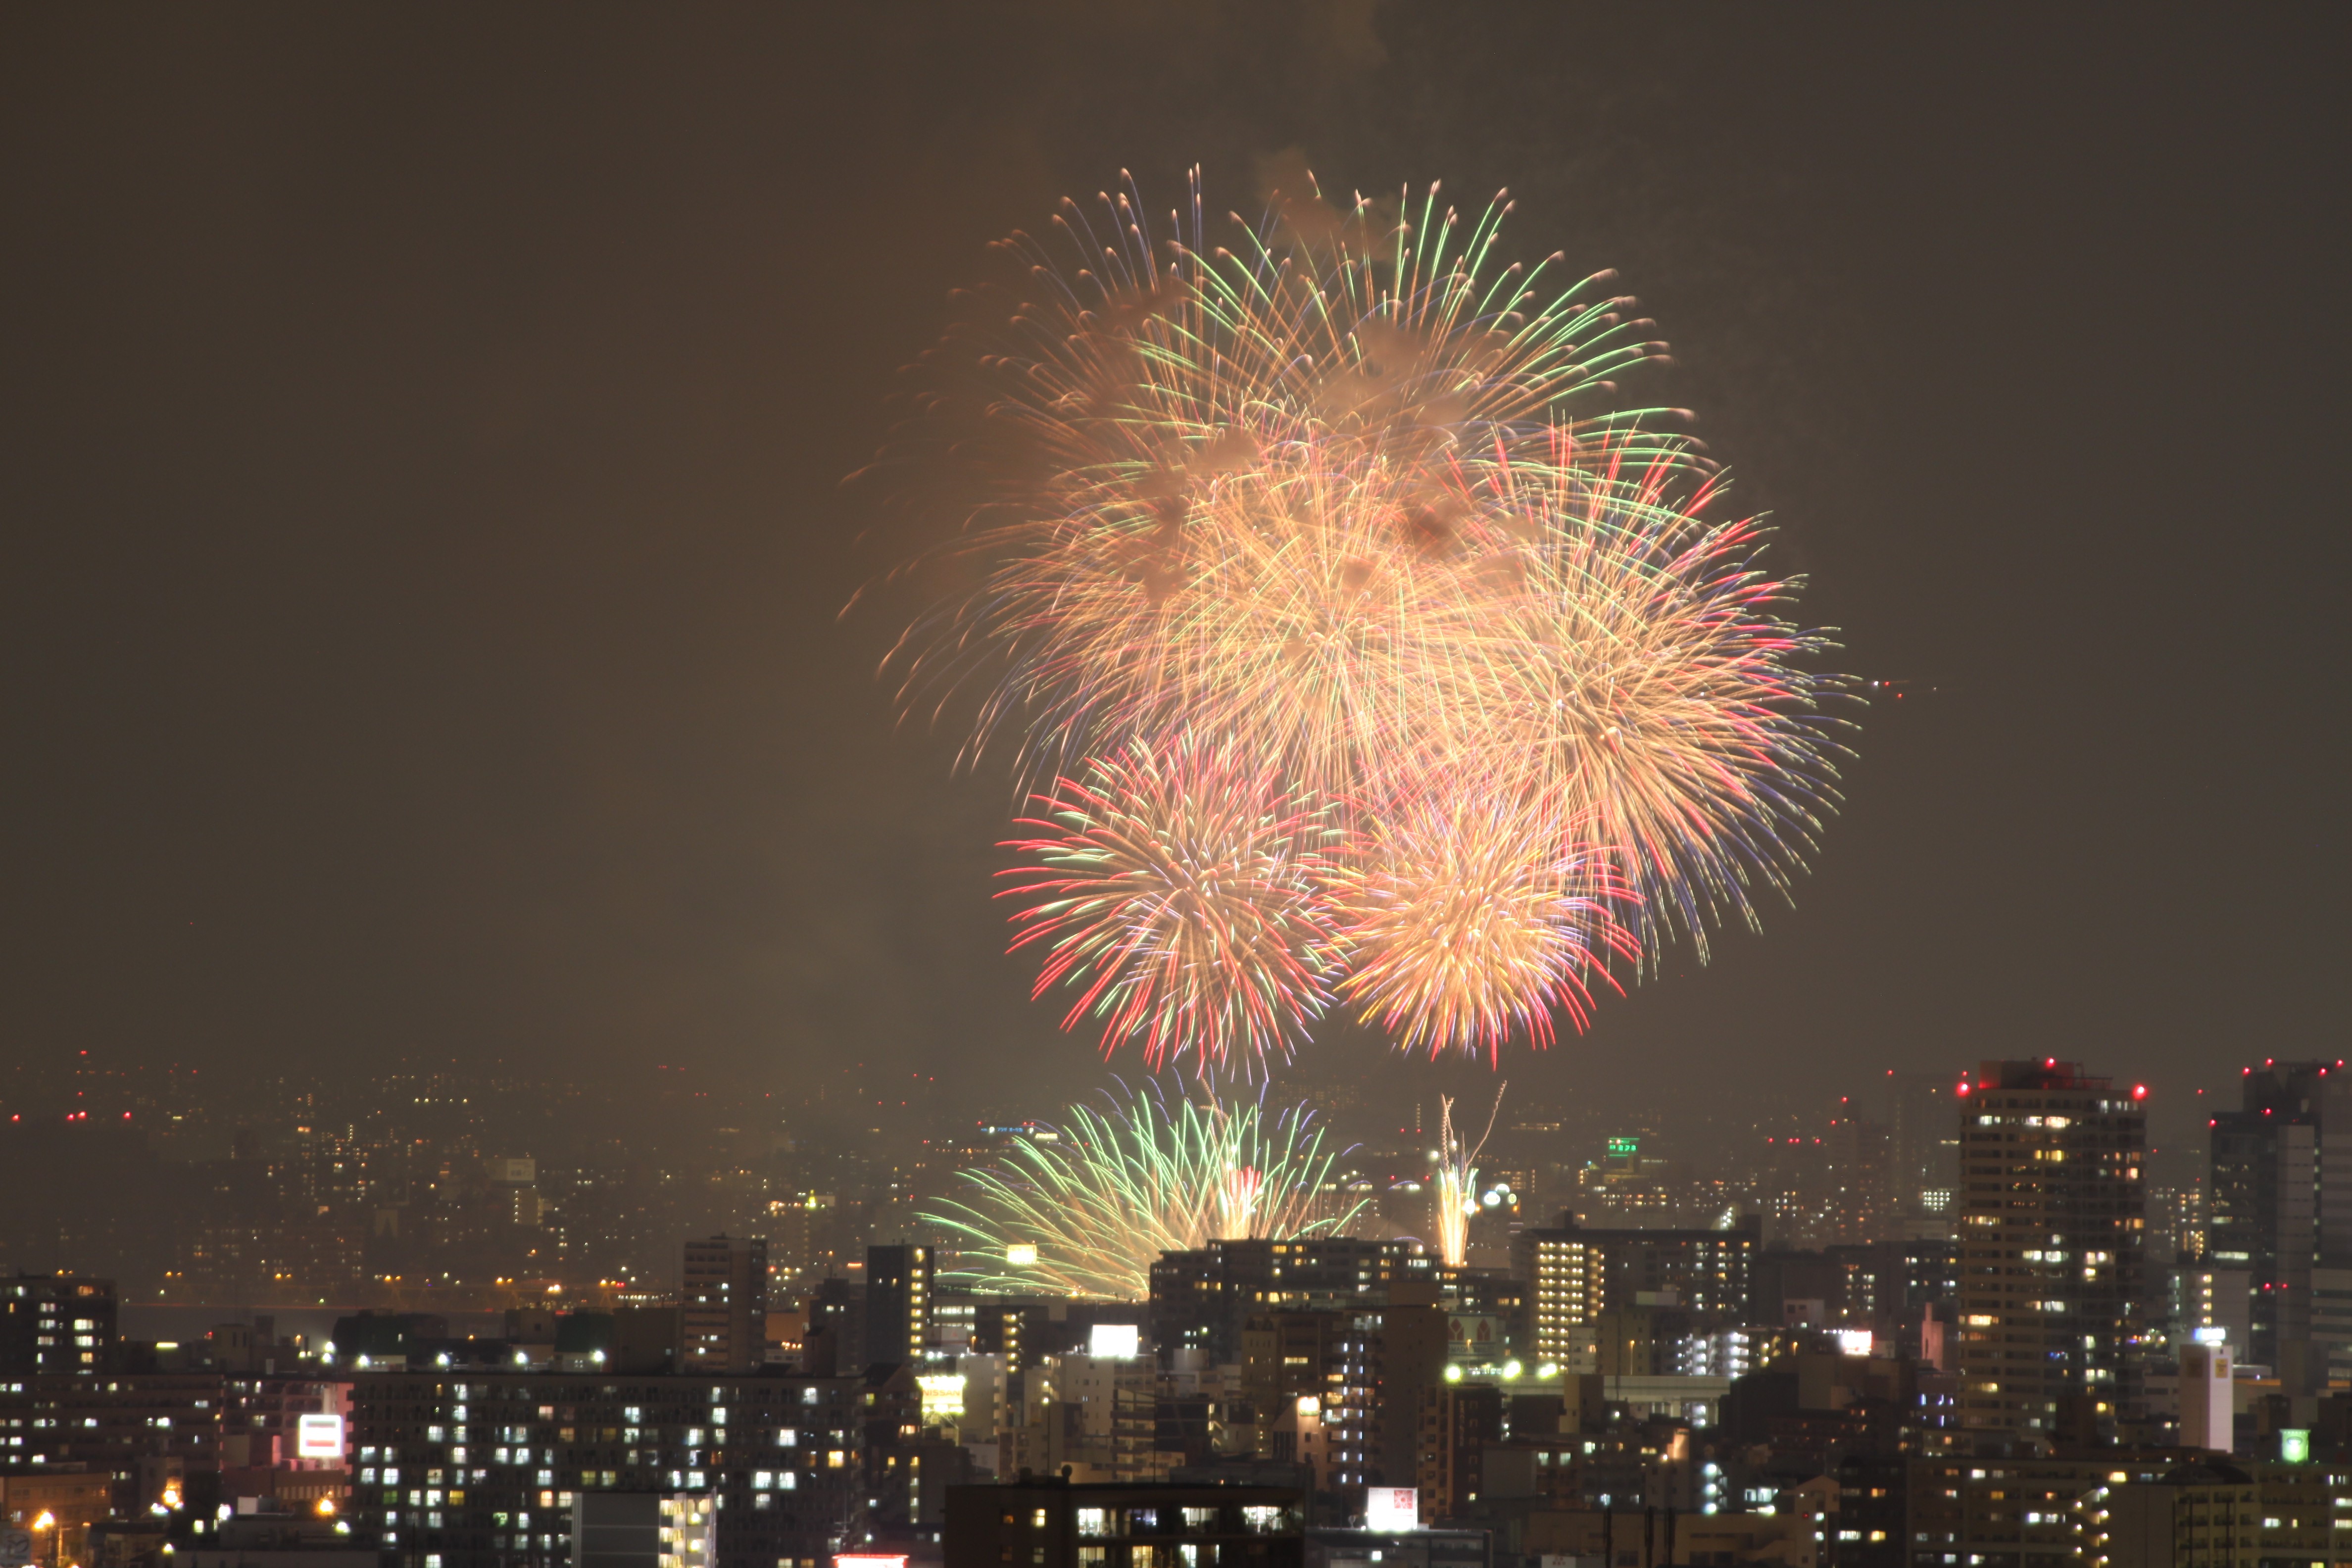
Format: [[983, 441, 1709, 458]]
[[1430, 1084, 1506, 1268], [921, 1078, 1365, 1300], [1337, 798, 1632, 1055], [876, 169, 1848, 1069], [999, 736, 1345, 1065]]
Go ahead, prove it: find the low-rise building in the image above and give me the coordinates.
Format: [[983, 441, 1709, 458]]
[[1504, 1507, 1814, 1568], [0, 1463, 116, 1566], [0, 1372, 346, 1516], [943, 1478, 1303, 1568], [2083, 1461, 2259, 1568], [1900, 1448, 2229, 1568]]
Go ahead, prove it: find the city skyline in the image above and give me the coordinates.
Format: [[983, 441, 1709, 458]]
[[0, 1042, 2236, 1315], [3, 12, 2342, 1568], [4, 1050, 2337, 1568]]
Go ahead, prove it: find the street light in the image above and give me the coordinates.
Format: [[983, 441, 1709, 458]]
[[31, 1511, 56, 1568]]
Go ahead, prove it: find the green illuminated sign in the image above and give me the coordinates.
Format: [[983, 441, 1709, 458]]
[[1607, 1136, 1640, 1157], [2281, 1428, 2310, 1464]]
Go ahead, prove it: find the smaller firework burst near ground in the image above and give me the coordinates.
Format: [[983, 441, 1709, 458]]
[[921, 1077, 1367, 1300], [1431, 1082, 1506, 1268]]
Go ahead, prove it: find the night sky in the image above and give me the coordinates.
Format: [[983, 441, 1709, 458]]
[[4, 6, 2341, 1139]]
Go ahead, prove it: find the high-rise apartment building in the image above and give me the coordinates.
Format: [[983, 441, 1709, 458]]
[[1511, 1220, 1759, 1367], [347, 1369, 871, 1568], [1954, 1060, 2148, 1440], [1148, 1238, 1435, 1366], [863, 1243, 934, 1369], [1414, 1380, 1502, 1521], [1239, 1311, 1379, 1492], [1519, 1231, 1605, 1367], [681, 1235, 768, 1374], [2206, 1058, 2352, 1384]]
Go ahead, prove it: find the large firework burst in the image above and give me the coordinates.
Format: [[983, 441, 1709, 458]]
[[999, 735, 1345, 1070], [922, 1078, 1366, 1299], [1336, 794, 1633, 1060], [871, 169, 1849, 1065]]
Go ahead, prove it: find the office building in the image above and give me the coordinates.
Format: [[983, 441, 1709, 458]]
[[1, 1274, 116, 1377], [1889, 1071, 1963, 1226], [681, 1236, 768, 1375], [864, 1244, 935, 1369], [2207, 1059, 2352, 1384], [1953, 1059, 2148, 1440]]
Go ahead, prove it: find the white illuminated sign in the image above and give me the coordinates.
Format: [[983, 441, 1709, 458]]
[[295, 1413, 345, 1460], [1089, 1323, 1140, 1360], [1367, 1488, 1418, 1533]]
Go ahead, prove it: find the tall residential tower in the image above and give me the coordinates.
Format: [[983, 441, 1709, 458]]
[[1955, 1060, 2148, 1440], [681, 1233, 769, 1373]]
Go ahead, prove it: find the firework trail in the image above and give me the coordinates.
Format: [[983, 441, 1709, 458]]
[[1431, 1083, 1507, 1268], [869, 168, 1849, 1065], [921, 1077, 1365, 1299]]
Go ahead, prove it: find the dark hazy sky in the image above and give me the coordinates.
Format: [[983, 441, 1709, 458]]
[[3, 5, 2342, 1137]]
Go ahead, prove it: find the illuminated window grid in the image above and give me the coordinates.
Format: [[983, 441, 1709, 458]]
[[1530, 1240, 1602, 1362]]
